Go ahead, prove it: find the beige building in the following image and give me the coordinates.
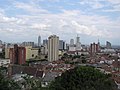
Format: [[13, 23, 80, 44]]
[[5, 46, 39, 61], [41, 44, 48, 55], [25, 46, 39, 60], [5, 48, 10, 59], [48, 35, 59, 62]]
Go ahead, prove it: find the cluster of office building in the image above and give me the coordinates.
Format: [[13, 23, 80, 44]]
[[0, 35, 120, 89], [0, 35, 116, 66]]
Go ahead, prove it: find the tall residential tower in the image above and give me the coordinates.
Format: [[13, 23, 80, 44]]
[[48, 35, 59, 62]]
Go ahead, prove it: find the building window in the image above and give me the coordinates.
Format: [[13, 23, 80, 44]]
[[32, 54, 34, 57]]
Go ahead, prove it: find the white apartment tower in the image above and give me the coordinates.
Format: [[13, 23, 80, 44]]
[[48, 35, 59, 62]]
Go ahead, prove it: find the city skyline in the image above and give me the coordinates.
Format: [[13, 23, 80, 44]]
[[0, 0, 120, 45]]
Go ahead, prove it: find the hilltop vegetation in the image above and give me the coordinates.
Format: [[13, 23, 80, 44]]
[[49, 66, 117, 90]]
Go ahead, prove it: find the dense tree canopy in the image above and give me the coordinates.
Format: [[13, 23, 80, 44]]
[[49, 66, 117, 90], [0, 69, 21, 90], [0, 67, 21, 90]]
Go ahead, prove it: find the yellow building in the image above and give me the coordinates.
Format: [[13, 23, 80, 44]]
[[5, 48, 10, 59], [5, 46, 40, 61], [25, 46, 39, 61]]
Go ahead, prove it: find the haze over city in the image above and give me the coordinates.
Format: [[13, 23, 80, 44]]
[[0, 0, 120, 45]]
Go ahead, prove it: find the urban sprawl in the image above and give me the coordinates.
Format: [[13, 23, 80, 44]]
[[0, 35, 120, 89]]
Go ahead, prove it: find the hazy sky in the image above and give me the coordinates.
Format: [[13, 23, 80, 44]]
[[0, 0, 120, 45]]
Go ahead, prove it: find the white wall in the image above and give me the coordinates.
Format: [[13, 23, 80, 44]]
[[0, 59, 10, 67]]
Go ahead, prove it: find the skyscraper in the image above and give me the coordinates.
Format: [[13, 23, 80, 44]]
[[70, 39, 74, 46], [0, 40, 2, 45], [38, 35, 41, 47], [98, 39, 101, 51], [43, 39, 48, 46], [59, 40, 65, 50], [76, 35, 82, 50], [76, 36, 80, 44], [106, 41, 112, 49], [48, 35, 59, 62], [90, 42, 99, 55]]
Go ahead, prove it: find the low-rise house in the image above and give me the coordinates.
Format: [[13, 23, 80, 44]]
[[0, 59, 10, 67], [41, 72, 60, 87], [8, 65, 45, 78]]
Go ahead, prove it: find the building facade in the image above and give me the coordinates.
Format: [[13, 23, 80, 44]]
[[70, 39, 74, 46], [5, 48, 10, 59], [38, 35, 41, 47], [90, 43, 99, 55], [22, 42, 34, 47], [48, 35, 59, 62], [0, 40, 2, 45], [76, 36, 82, 51], [43, 39, 48, 46], [25, 46, 39, 60], [9, 44, 26, 65], [59, 40, 65, 50], [106, 41, 112, 49]]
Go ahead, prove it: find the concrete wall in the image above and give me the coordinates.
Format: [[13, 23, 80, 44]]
[[25, 46, 39, 60]]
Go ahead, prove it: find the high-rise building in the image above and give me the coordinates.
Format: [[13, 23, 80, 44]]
[[22, 42, 34, 47], [63, 41, 67, 50], [43, 39, 48, 46], [5, 48, 10, 59], [59, 40, 65, 50], [0, 40, 2, 45], [9, 44, 26, 65], [38, 35, 41, 47], [70, 39, 74, 46], [76, 35, 82, 50], [48, 35, 59, 62], [106, 41, 112, 49], [90, 43, 99, 55], [98, 39, 100, 51], [40, 44, 48, 55], [76, 36, 80, 44]]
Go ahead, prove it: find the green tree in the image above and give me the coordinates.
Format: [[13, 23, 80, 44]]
[[61, 53, 69, 60], [81, 56, 86, 63], [22, 75, 42, 90], [72, 55, 80, 59], [49, 66, 117, 90], [0, 70, 21, 90]]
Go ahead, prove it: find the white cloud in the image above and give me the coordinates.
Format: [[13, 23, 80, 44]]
[[0, 9, 119, 41], [0, 12, 26, 25], [48, 0, 60, 2], [71, 21, 112, 38], [102, 4, 120, 12], [14, 1, 48, 14], [79, 0, 104, 9], [101, 0, 120, 12], [34, 0, 60, 2], [30, 23, 51, 30], [107, 0, 120, 4], [78, 0, 120, 12], [0, 8, 5, 14], [0, 0, 120, 43]]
